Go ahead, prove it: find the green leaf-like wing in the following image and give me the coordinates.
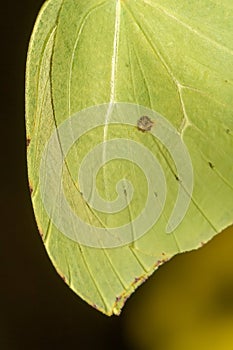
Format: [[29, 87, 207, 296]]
[[26, 0, 233, 315]]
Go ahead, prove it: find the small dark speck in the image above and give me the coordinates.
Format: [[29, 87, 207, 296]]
[[26, 138, 31, 147], [225, 80, 229, 83], [134, 277, 141, 284], [226, 129, 230, 134], [137, 116, 154, 132], [29, 185, 33, 194], [116, 296, 122, 303], [208, 161, 214, 169], [125, 63, 129, 68], [175, 174, 180, 181], [154, 192, 158, 198]]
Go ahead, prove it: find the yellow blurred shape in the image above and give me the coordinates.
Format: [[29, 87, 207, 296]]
[[125, 225, 233, 350]]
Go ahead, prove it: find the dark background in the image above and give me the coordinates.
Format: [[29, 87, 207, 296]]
[[1, 1, 131, 349]]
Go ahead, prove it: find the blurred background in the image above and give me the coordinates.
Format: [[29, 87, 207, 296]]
[[1, 0, 233, 349]]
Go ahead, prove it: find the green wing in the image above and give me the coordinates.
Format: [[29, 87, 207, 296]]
[[26, 0, 233, 315]]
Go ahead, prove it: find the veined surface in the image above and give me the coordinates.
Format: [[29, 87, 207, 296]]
[[26, 0, 233, 315]]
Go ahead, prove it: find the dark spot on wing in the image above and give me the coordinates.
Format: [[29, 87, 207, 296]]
[[137, 116, 154, 132], [29, 184, 33, 194], [208, 161, 214, 169], [116, 296, 122, 303]]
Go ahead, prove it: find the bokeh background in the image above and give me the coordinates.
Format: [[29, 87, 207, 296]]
[[2, 1, 233, 349]]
